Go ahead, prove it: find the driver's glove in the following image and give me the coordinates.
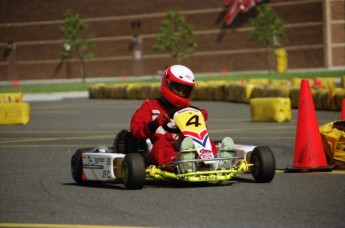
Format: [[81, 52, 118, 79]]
[[201, 109, 208, 121], [148, 113, 170, 133]]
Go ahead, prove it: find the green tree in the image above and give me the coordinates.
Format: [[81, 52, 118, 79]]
[[153, 10, 197, 63], [60, 10, 94, 82], [248, 5, 286, 73]]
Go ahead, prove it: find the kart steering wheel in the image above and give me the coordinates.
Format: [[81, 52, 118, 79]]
[[162, 106, 201, 134], [162, 123, 181, 134]]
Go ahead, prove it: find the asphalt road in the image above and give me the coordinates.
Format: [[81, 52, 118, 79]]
[[1, 98, 344, 228]]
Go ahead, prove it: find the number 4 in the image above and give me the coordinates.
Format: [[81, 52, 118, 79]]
[[186, 115, 201, 127]]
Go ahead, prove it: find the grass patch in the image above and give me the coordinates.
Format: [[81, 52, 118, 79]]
[[0, 83, 91, 93], [201, 70, 345, 81], [1, 70, 344, 93]]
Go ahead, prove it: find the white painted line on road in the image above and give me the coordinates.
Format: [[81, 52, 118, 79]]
[[0, 223, 147, 228]]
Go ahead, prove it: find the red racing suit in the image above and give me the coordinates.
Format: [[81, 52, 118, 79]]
[[130, 98, 218, 166]]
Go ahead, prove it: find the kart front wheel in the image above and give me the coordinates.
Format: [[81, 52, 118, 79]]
[[250, 146, 276, 183], [121, 153, 146, 189]]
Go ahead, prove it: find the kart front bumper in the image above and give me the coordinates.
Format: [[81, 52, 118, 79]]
[[146, 160, 251, 182]]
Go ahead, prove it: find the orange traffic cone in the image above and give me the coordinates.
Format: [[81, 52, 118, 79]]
[[341, 98, 345, 120], [285, 79, 332, 172], [221, 68, 227, 76], [13, 80, 19, 88]]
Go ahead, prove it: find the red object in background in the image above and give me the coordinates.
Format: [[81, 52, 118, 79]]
[[221, 69, 227, 76], [13, 80, 19, 88], [313, 78, 322, 88], [223, 0, 263, 25]]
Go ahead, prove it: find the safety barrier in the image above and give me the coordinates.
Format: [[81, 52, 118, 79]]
[[0, 93, 30, 125], [250, 97, 291, 123], [0, 102, 30, 125], [88, 76, 345, 112], [0, 93, 23, 103]]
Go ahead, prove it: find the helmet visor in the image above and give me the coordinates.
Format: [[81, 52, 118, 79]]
[[168, 81, 193, 98]]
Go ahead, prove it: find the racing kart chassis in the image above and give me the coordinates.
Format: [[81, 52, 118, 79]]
[[71, 107, 276, 189], [71, 144, 275, 190]]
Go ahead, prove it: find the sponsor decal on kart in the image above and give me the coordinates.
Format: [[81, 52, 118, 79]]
[[199, 175, 219, 181], [199, 149, 214, 160], [82, 154, 115, 181]]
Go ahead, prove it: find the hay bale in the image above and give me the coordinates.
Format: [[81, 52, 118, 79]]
[[0, 93, 23, 103], [291, 78, 313, 88], [89, 83, 106, 98], [329, 88, 345, 111], [250, 85, 265, 99], [137, 83, 151, 99], [148, 83, 160, 100], [104, 85, 114, 98], [289, 88, 300, 108], [314, 89, 331, 110], [313, 77, 336, 89], [0, 103, 30, 125], [248, 78, 269, 85], [266, 85, 290, 98], [195, 82, 213, 100], [208, 81, 226, 101], [210, 84, 225, 101], [192, 81, 229, 101], [250, 97, 291, 122], [126, 83, 140, 99], [269, 79, 290, 87], [290, 87, 319, 109], [225, 83, 254, 103], [341, 76, 345, 88], [104, 84, 128, 99], [116, 84, 128, 99]]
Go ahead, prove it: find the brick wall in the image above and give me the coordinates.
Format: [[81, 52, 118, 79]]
[[0, 0, 344, 81]]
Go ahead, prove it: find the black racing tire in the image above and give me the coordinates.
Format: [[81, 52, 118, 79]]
[[71, 148, 91, 185], [121, 153, 146, 189], [250, 146, 276, 183]]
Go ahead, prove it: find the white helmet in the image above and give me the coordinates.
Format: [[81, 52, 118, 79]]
[[160, 65, 195, 107]]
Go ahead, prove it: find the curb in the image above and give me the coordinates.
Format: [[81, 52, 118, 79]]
[[23, 91, 88, 102]]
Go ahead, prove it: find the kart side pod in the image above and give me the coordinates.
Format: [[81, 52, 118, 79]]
[[71, 147, 125, 184]]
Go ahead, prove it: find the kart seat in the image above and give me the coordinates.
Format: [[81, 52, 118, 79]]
[[113, 129, 147, 154]]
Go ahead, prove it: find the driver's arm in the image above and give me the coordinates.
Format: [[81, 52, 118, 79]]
[[130, 101, 169, 140], [130, 102, 153, 140]]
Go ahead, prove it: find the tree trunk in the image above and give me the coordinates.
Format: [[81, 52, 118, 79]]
[[78, 50, 86, 83], [267, 46, 275, 74]]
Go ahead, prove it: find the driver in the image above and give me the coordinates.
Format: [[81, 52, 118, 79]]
[[130, 65, 218, 167]]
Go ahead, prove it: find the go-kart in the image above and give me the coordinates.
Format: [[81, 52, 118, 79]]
[[71, 107, 276, 189]]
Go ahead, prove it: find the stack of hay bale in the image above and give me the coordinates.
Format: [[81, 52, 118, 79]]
[[89, 76, 345, 115], [0, 93, 30, 125]]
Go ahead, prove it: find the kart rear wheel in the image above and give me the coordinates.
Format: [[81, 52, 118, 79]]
[[250, 146, 276, 183], [71, 148, 90, 184], [121, 153, 146, 189]]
